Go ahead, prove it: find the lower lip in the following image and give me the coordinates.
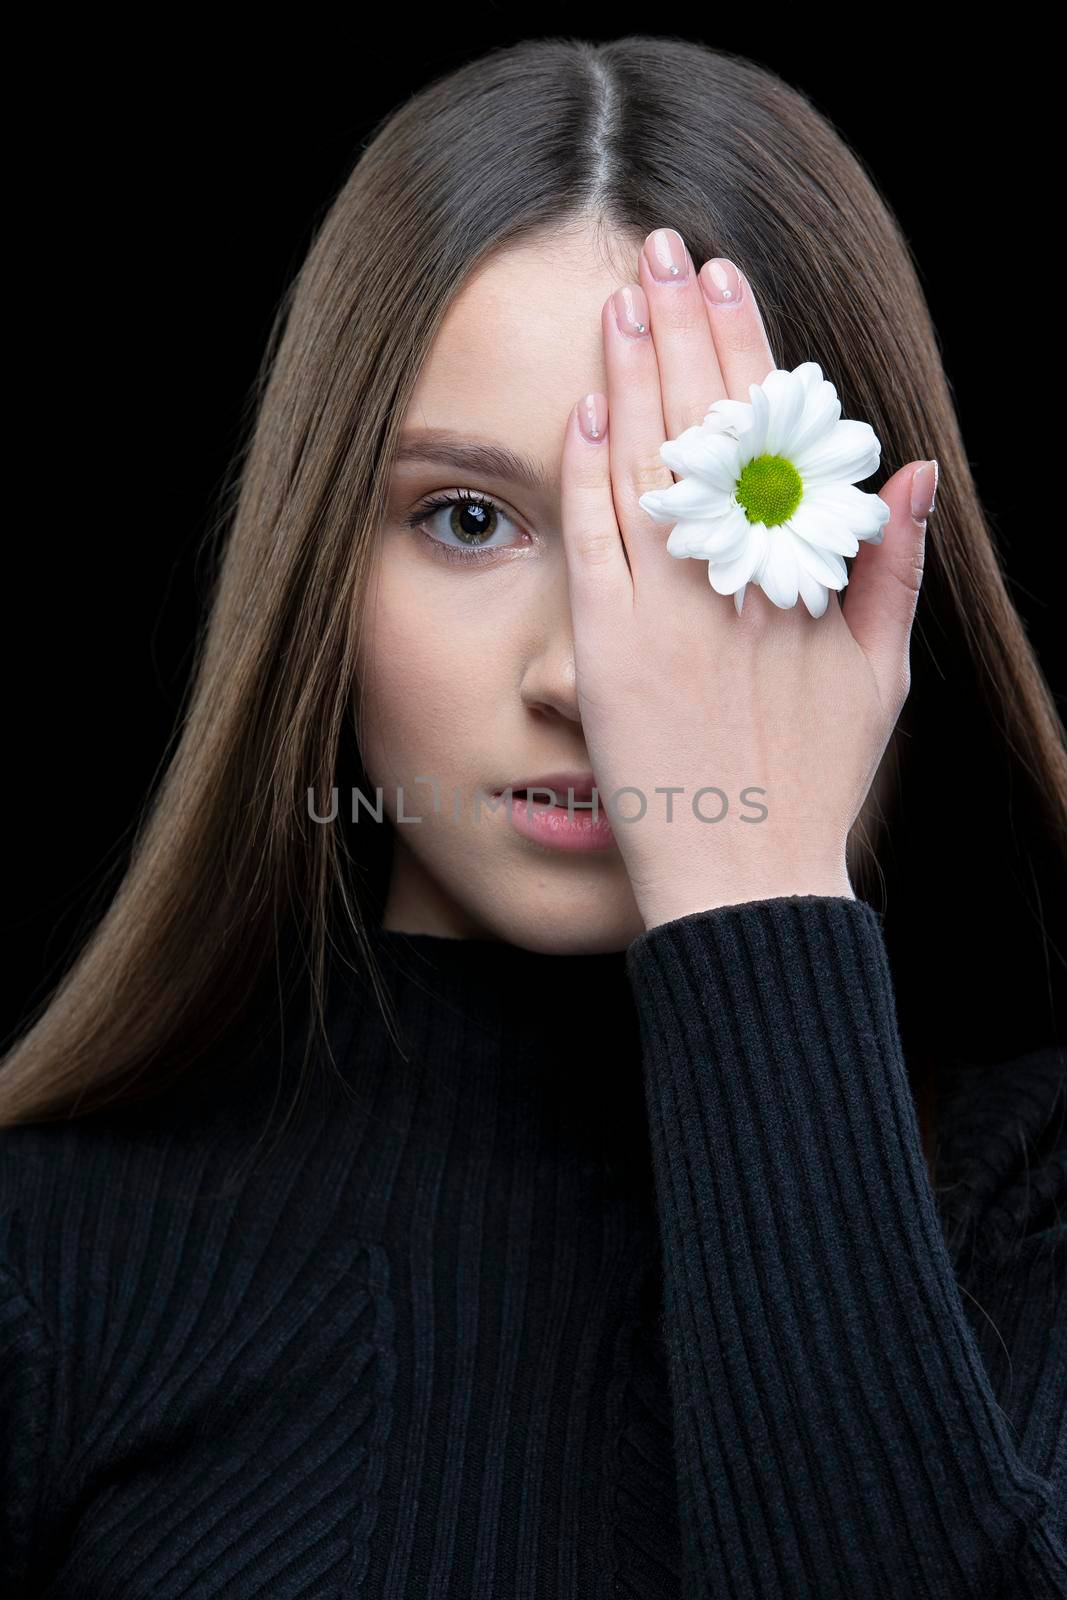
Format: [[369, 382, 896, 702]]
[[497, 791, 618, 853]]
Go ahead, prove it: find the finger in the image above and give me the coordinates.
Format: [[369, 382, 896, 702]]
[[842, 459, 936, 712], [559, 393, 633, 632], [637, 228, 727, 440], [601, 290, 716, 609], [697, 258, 777, 403], [597, 289, 675, 587]]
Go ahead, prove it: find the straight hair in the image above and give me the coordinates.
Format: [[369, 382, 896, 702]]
[[3, 36, 1064, 1144]]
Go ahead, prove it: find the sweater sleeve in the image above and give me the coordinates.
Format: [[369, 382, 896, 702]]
[[624, 893, 1067, 1600]]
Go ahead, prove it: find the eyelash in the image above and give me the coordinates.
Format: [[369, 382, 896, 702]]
[[404, 489, 525, 565]]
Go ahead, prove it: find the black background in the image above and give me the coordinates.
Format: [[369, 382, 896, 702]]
[[6, 24, 1059, 1041]]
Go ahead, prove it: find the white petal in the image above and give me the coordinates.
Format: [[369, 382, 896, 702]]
[[793, 361, 833, 396], [788, 499, 860, 558], [743, 380, 772, 457], [759, 367, 807, 457], [707, 522, 768, 594], [793, 417, 881, 486], [667, 504, 750, 560], [656, 420, 704, 457], [637, 494, 674, 525], [666, 519, 713, 557], [704, 398, 755, 435], [783, 366, 842, 461], [805, 482, 891, 543], [791, 531, 849, 590], [660, 428, 741, 491], [796, 561, 831, 618], [639, 473, 732, 523], [755, 531, 801, 609], [732, 581, 747, 615], [667, 524, 748, 563]]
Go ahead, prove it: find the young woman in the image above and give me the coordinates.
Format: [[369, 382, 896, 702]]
[[2, 36, 1065, 1600]]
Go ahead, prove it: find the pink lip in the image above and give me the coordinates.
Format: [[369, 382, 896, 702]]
[[493, 772, 617, 854], [498, 770, 598, 802]]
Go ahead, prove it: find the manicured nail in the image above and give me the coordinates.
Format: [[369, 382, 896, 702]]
[[644, 228, 690, 283], [613, 284, 650, 337], [700, 258, 744, 307], [910, 459, 939, 522], [576, 393, 608, 443]]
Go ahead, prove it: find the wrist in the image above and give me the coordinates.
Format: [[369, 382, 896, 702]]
[[638, 870, 855, 931]]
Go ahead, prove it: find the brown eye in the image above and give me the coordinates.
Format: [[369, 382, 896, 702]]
[[406, 490, 528, 563]]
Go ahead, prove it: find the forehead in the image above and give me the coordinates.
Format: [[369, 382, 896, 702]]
[[403, 224, 644, 468]]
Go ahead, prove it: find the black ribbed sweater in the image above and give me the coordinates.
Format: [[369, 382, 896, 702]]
[[2, 895, 1065, 1598]]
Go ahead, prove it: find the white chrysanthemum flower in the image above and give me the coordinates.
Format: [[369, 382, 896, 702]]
[[638, 361, 891, 618]]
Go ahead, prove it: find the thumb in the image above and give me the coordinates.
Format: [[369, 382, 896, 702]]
[[842, 459, 936, 711]]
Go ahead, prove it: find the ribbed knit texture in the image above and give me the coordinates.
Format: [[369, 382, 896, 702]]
[[1, 894, 1064, 1599]]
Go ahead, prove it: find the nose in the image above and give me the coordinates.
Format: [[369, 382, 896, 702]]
[[518, 627, 582, 725]]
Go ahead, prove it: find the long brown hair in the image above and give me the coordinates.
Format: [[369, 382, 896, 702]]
[[3, 36, 1065, 1133]]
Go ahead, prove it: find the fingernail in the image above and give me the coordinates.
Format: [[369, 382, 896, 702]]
[[576, 393, 608, 443], [700, 258, 744, 307], [910, 459, 939, 522], [613, 284, 650, 338], [644, 228, 690, 283]]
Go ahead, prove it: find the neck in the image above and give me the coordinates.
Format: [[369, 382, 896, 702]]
[[314, 918, 651, 1169]]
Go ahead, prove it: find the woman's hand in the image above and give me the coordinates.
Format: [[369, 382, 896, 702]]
[[560, 230, 934, 931]]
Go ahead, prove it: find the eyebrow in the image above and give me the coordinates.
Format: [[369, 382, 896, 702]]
[[394, 430, 551, 496]]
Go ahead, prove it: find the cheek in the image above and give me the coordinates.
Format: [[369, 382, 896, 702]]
[[358, 558, 507, 785]]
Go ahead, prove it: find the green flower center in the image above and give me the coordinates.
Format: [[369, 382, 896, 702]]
[[735, 454, 804, 526]]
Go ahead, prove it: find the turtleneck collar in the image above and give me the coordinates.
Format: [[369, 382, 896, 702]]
[[352, 920, 639, 1060], [317, 919, 653, 1174], [370, 921, 631, 1015]]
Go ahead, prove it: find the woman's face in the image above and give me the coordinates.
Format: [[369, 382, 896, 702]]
[[356, 222, 650, 951], [355, 220, 891, 948]]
